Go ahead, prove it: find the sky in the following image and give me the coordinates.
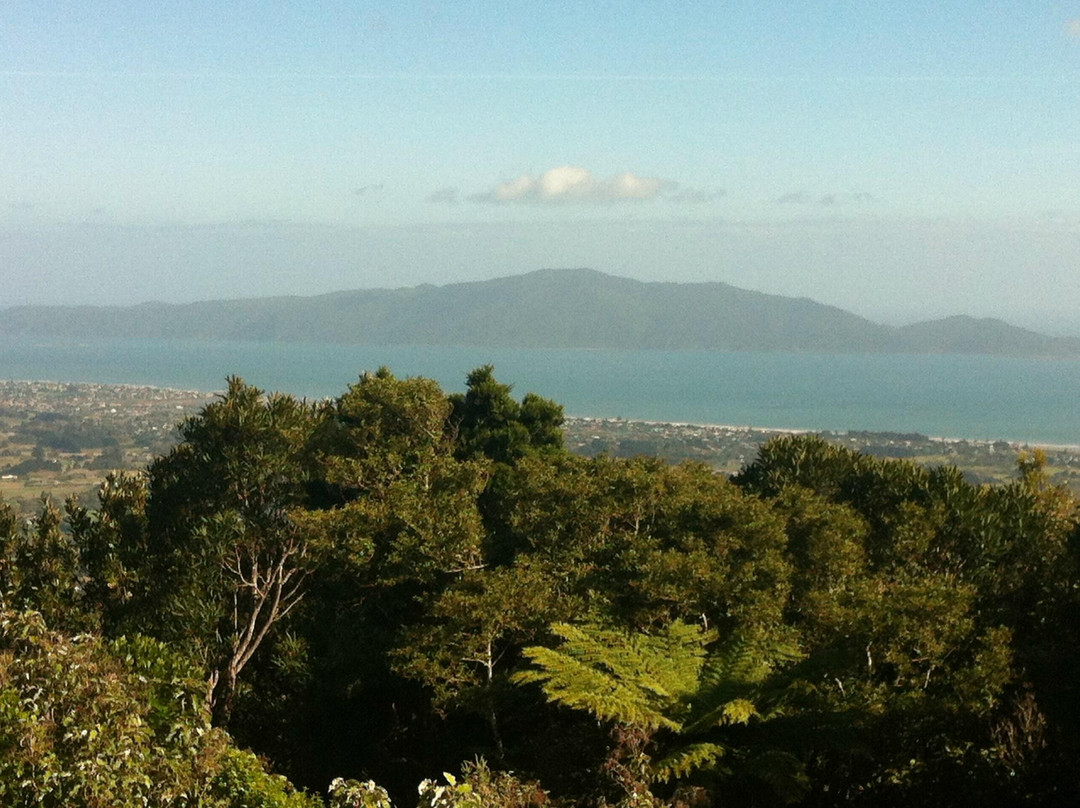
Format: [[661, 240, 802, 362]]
[[2, 1, 1080, 332]]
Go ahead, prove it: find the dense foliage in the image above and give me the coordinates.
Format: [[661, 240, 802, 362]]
[[2, 367, 1078, 806]]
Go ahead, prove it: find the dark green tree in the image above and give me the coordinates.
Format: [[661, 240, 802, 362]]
[[449, 365, 564, 465], [72, 378, 322, 724], [735, 434, 1080, 805]]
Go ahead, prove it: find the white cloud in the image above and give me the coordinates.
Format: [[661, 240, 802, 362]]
[[471, 165, 677, 204], [1067, 18, 1080, 39]]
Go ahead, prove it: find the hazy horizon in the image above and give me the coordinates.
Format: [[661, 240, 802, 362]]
[[3, 3, 1080, 334], [3, 218, 1079, 335]]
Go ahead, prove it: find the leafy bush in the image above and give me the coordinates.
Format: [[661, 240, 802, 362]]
[[0, 609, 317, 808]]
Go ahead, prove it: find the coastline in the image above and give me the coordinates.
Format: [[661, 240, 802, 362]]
[[2, 378, 1077, 453], [2, 380, 1078, 502], [565, 414, 1080, 454], [2, 340, 1079, 448]]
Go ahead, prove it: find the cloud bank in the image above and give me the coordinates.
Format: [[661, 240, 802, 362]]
[[470, 165, 679, 204]]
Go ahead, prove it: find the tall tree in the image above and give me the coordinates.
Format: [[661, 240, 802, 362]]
[[135, 378, 318, 722]]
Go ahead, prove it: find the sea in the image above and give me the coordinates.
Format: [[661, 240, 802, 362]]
[[1, 337, 1078, 446]]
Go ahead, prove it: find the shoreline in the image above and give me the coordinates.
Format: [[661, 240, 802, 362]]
[[3, 378, 1077, 454], [565, 415, 1080, 454]]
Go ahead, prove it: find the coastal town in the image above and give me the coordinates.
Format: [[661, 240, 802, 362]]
[[0, 380, 212, 512], [563, 416, 1080, 489], [1, 380, 1077, 514]]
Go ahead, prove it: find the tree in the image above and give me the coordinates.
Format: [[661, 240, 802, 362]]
[[449, 366, 564, 465], [131, 378, 318, 723], [392, 562, 562, 759], [733, 434, 1080, 804], [263, 369, 491, 793], [1, 495, 91, 633], [495, 454, 792, 636]]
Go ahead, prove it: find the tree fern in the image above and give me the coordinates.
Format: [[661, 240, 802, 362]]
[[515, 621, 808, 803], [682, 632, 803, 735], [514, 621, 713, 731]]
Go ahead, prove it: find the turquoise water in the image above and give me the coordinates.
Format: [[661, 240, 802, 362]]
[[1, 337, 1078, 444]]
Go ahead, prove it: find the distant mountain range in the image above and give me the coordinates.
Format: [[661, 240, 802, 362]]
[[3, 269, 1077, 357]]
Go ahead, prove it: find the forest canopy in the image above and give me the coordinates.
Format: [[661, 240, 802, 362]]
[[1, 367, 1077, 807]]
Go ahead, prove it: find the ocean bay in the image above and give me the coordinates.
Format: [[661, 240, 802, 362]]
[[1, 337, 1077, 445]]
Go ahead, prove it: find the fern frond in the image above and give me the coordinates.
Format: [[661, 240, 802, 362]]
[[682, 632, 804, 734], [681, 696, 760, 734], [515, 644, 677, 730], [721, 697, 758, 724], [514, 620, 713, 731], [651, 742, 730, 783]]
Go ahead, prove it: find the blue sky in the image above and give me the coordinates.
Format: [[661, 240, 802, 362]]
[[2, 2, 1080, 330]]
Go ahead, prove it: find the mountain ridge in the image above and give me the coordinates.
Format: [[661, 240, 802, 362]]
[[2, 269, 1076, 357]]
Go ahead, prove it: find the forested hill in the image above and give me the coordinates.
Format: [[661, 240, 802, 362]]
[[4, 268, 1077, 356]]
